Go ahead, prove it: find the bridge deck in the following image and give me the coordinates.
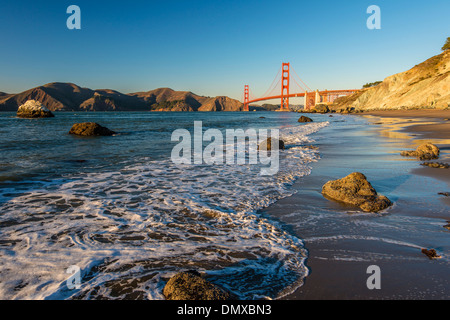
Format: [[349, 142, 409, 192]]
[[246, 90, 358, 104]]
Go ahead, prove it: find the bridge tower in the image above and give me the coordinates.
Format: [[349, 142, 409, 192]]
[[280, 63, 290, 112], [315, 90, 321, 105], [244, 85, 249, 111]]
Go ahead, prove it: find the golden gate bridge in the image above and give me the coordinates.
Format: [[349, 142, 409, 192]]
[[243, 63, 359, 112]]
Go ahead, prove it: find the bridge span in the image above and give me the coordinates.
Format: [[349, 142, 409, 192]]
[[243, 63, 359, 111]]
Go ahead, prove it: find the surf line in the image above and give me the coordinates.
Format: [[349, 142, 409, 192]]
[[171, 121, 281, 175]]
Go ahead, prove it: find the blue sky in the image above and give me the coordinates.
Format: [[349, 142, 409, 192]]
[[0, 0, 449, 101]]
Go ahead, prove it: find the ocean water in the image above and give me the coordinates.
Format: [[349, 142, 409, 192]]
[[0, 111, 329, 300]]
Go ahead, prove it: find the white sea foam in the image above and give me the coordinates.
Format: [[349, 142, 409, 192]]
[[0, 122, 328, 300]]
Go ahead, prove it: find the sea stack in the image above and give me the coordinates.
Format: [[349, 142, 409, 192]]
[[17, 100, 55, 118]]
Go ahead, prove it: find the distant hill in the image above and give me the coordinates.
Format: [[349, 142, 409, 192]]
[[332, 50, 450, 111], [0, 83, 243, 112]]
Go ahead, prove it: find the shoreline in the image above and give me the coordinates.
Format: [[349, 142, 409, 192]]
[[264, 110, 450, 300], [362, 110, 450, 194]]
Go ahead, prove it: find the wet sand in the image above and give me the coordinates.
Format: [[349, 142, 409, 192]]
[[264, 110, 450, 300], [364, 110, 450, 195]]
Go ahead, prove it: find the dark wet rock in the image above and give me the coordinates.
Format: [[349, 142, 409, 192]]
[[298, 116, 313, 123], [69, 122, 116, 136], [438, 192, 450, 197], [400, 143, 440, 160], [17, 100, 54, 118], [322, 172, 392, 213], [163, 271, 231, 300], [421, 248, 441, 260], [420, 162, 449, 169], [258, 137, 285, 151]]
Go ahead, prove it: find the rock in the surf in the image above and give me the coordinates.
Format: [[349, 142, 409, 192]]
[[298, 116, 313, 123], [69, 122, 116, 136], [420, 162, 449, 169], [322, 172, 392, 213], [443, 221, 450, 230], [17, 100, 54, 118], [258, 137, 285, 151], [400, 143, 440, 160], [163, 271, 231, 300], [421, 248, 441, 260]]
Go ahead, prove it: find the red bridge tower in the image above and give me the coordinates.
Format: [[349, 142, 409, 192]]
[[280, 62, 290, 112]]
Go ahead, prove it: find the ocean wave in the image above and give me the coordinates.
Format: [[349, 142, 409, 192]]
[[0, 121, 328, 300]]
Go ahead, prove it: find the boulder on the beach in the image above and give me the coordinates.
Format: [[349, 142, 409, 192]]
[[258, 137, 285, 151], [17, 100, 54, 118], [69, 122, 116, 136], [322, 172, 392, 213], [298, 116, 313, 123], [400, 143, 440, 160], [163, 271, 231, 300]]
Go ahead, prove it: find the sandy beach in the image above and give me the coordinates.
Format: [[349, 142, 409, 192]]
[[364, 110, 450, 195], [265, 109, 450, 300]]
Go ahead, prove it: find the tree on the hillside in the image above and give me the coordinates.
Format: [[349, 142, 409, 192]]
[[442, 37, 450, 51], [363, 81, 382, 89]]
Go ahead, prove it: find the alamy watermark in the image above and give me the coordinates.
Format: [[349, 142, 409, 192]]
[[171, 121, 280, 176], [367, 5, 381, 30], [67, 5, 81, 30], [66, 265, 81, 290], [366, 265, 381, 290]]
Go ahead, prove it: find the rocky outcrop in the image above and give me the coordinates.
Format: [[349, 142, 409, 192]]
[[69, 123, 116, 136], [298, 116, 313, 123], [313, 104, 330, 113], [258, 138, 285, 151], [322, 172, 392, 213], [163, 271, 231, 300], [16, 100, 55, 118], [400, 143, 440, 160], [332, 50, 450, 111]]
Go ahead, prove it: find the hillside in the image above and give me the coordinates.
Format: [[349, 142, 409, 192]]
[[129, 88, 205, 111], [332, 50, 450, 111], [0, 84, 243, 112]]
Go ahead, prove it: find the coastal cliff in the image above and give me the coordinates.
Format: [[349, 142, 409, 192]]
[[0, 84, 243, 112], [332, 50, 450, 111]]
